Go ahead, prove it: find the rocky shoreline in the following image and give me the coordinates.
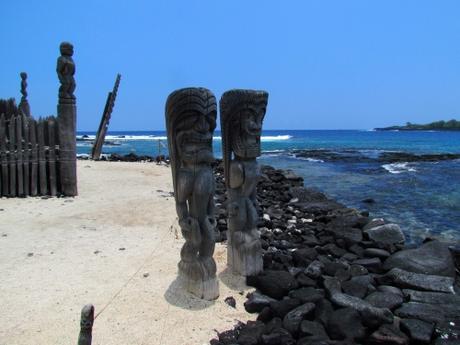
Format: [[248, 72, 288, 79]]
[[77, 152, 169, 163], [291, 149, 460, 164], [211, 162, 460, 345], [78, 153, 459, 344]]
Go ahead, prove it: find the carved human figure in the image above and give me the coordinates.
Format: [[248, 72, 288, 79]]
[[18, 72, 31, 117], [78, 304, 94, 345], [56, 41, 76, 101], [220, 89, 268, 276], [165, 87, 219, 300], [20, 72, 28, 99]]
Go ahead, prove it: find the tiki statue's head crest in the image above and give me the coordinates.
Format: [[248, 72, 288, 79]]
[[220, 89, 268, 159], [220, 89, 268, 187], [165, 87, 217, 191]]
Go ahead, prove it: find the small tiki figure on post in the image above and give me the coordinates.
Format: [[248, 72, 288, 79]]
[[78, 304, 94, 345], [165, 87, 219, 300], [20, 72, 28, 99], [220, 89, 268, 276], [57, 41, 76, 102], [56, 41, 78, 196], [18, 72, 31, 116]]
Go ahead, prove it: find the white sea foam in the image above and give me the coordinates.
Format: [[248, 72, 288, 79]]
[[296, 157, 324, 163], [261, 135, 292, 141], [382, 162, 417, 174], [262, 149, 284, 153], [77, 134, 293, 141], [211, 135, 292, 141], [105, 135, 168, 141], [263, 154, 283, 158]]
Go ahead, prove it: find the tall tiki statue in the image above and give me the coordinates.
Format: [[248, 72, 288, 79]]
[[220, 89, 268, 276], [57, 41, 77, 196], [166, 87, 219, 300]]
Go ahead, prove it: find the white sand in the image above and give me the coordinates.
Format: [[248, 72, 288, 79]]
[[0, 161, 255, 345]]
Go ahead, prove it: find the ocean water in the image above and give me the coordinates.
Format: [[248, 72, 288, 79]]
[[77, 130, 460, 243]]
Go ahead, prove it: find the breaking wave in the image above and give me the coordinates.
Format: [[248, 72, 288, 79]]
[[77, 134, 293, 142], [382, 162, 417, 174]]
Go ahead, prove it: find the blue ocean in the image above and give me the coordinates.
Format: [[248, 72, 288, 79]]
[[77, 130, 460, 243]]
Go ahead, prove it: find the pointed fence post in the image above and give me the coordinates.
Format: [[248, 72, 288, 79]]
[[22, 115, 30, 196], [8, 116, 17, 197], [48, 117, 57, 196], [37, 119, 48, 195], [15, 114, 24, 196], [29, 120, 38, 196]]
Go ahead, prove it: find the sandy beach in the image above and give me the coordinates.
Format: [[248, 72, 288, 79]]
[[0, 161, 255, 345]]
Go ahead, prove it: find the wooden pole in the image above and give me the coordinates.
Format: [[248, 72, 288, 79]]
[[37, 119, 48, 195], [16, 114, 24, 196], [29, 120, 38, 196], [22, 115, 30, 196], [57, 103, 77, 196], [0, 114, 8, 197], [91, 74, 121, 160], [47, 117, 57, 196], [8, 116, 17, 197], [57, 41, 78, 196]]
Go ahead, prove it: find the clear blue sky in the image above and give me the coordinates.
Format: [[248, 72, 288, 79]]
[[1, 0, 459, 131]]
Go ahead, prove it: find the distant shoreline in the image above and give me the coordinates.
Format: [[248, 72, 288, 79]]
[[375, 127, 460, 131], [375, 119, 460, 131]]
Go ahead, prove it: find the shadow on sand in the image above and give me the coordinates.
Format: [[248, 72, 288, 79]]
[[218, 267, 252, 294], [164, 277, 216, 310]]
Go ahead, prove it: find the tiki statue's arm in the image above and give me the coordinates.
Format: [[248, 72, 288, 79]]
[[229, 161, 244, 189]]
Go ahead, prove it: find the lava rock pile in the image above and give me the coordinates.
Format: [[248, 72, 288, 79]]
[[211, 162, 459, 345]]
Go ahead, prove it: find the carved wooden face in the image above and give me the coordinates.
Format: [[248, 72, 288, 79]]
[[232, 107, 264, 158], [60, 43, 74, 57], [80, 305, 94, 330], [175, 111, 216, 164]]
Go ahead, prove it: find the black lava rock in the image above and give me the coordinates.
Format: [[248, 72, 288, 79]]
[[247, 270, 299, 300]]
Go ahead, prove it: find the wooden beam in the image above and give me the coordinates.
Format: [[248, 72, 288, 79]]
[[91, 74, 121, 160]]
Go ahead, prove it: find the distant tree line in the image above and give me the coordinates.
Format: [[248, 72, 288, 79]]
[[376, 119, 460, 131]]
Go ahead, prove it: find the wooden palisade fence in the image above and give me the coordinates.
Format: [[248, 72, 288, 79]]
[[0, 113, 66, 197]]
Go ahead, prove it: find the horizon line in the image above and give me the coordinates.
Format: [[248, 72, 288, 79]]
[[76, 128, 373, 132]]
